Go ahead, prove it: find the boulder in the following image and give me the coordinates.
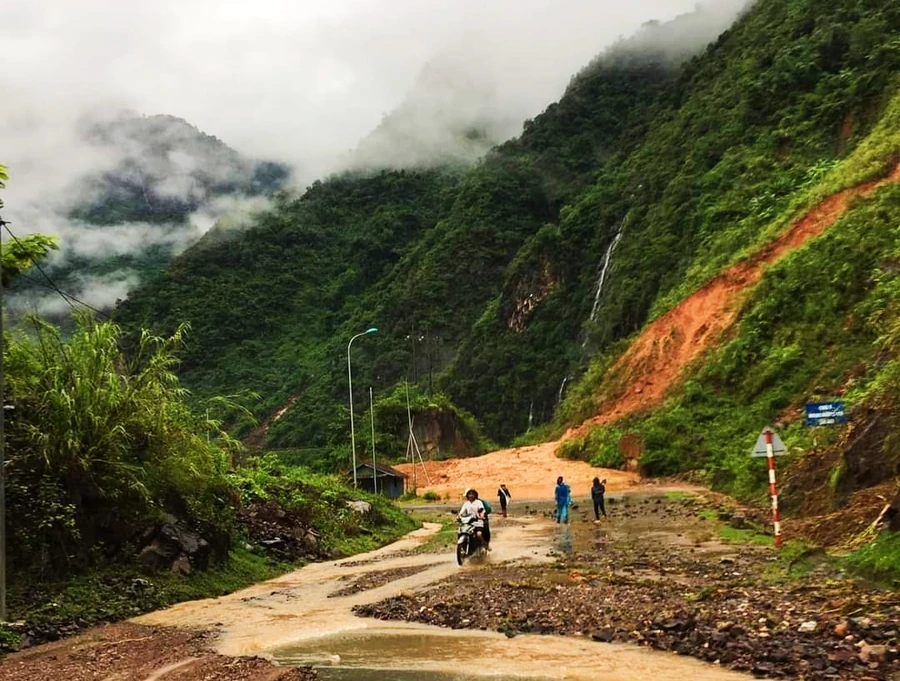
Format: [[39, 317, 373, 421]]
[[138, 519, 212, 572], [303, 530, 320, 552], [171, 555, 192, 575], [591, 628, 616, 643], [347, 500, 373, 515], [858, 643, 892, 664]]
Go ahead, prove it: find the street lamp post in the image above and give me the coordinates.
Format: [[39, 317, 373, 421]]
[[347, 327, 377, 487], [369, 386, 377, 495]]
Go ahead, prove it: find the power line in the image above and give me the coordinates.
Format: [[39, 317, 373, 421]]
[[15, 272, 110, 319], [1, 221, 110, 320]]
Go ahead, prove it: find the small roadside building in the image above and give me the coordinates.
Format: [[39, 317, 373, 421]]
[[353, 462, 408, 499]]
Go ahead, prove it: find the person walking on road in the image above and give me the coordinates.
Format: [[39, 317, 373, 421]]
[[497, 484, 511, 518], [591, 477, 607, 521], [555, 476, 571, 524]]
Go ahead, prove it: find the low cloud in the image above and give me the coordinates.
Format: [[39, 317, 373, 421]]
[[8, 270, 141, 318], [188, 195, 273, 235], [3, 0, 751, 185], [2, 0, 751, 311]]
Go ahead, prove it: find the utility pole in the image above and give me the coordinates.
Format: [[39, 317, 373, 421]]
[[369, 387, 376, 495], [427, 329, 433, 395], [0, 220, 7, 621]]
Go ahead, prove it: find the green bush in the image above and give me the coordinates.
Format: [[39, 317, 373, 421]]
[[422, 490, 441, 502], [229, 454, 415, 555], [5, 315, 235, 576], [557, 437, 586, 460], [846, 532, 900, 583], [557, 429, 625, 470]]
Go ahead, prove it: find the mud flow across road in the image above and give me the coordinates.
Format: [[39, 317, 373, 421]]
[[7, 496, 897, 680], [130, 509, 750, 680]]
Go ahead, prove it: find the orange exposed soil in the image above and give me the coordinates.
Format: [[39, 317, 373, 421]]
[[407, 165, 899, 496], [567, 163, 900, 438], [396, 441, 643, 500]]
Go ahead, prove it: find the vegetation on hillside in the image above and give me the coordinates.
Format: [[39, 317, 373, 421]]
[[115, 0, 900, 472], [0, 322, 412, 648], [1, 170, 413, 647]]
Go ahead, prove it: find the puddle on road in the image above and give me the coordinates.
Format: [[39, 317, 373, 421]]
[[309, 671, 552, 681], [272, 624, 750, 681]]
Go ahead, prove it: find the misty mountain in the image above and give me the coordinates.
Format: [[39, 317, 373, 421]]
[[347, 0, 750, 172], [115, 0, 900, 498], [9, 113, 288, 316], [72, 113, 288, 224], [347, 52, 522, 170]]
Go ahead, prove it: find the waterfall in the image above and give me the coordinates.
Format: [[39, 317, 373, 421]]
[[556, 376, 570, 406], [588, 229, 624, 324]]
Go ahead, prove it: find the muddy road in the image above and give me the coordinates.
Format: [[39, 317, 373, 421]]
[[362, 497, 900, 680], [4, 494, 898, 680], [137, 506, 752, 680]]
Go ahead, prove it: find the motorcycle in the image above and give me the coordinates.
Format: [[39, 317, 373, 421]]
[[456, 516, 486, 566]]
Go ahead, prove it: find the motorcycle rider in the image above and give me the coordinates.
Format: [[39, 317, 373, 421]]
[[458, 488, 486, 546]]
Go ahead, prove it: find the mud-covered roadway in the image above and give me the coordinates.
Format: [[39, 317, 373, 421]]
[[3, 493, 899, 680], [361, 495, 900, 680]]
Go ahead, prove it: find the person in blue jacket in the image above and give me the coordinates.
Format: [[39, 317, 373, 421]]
[[555, 476, 572, 524]]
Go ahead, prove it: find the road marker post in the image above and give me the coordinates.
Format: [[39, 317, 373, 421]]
[[752, 426, 786, 549], [765, 429, 782, 548]]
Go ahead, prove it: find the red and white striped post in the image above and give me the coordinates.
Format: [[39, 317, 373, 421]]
[[764, 428, 783, 548]]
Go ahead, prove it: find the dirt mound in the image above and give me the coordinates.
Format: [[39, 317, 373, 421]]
[[788, 479, 900, 548], [395, 441, 640, 500], [567, 164, 900, 438]]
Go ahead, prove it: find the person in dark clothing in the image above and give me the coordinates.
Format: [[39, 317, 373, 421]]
[[481, 495, 493, 549], [497, 484, 511, 517], [591, 477, 607, 520]]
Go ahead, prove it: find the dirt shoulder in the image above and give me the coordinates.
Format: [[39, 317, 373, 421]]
[[0, 622, 316, 681], [356, 495, 900, 680]]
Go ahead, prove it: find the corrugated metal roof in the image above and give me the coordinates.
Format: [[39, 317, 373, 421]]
[[354, 462, 409, 479]]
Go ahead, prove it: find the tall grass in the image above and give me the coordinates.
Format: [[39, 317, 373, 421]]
[[5, 315, 235, 575]]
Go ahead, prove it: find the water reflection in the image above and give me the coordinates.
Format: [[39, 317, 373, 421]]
[[555, 525, 573, 555], [272, 626, 750, 681]]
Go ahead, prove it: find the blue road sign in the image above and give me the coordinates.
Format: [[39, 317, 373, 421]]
[[805, 401, 847, 427]]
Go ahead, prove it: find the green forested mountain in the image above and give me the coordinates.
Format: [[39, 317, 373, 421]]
[[116, 0, 900, 494]]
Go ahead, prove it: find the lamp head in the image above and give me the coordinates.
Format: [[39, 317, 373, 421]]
[[365, 327, 378, 335]]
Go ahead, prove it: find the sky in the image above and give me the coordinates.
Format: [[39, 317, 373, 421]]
[[3, 0, 746, 173]]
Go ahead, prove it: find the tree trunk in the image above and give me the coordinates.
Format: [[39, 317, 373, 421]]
[[888, 488, 900, 532]]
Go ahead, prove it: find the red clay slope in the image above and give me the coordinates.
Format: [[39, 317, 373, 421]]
[[568, 163, 900, 437]]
